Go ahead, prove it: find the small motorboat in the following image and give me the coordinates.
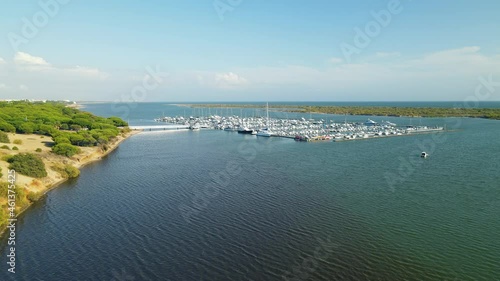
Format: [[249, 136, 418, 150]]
[[421, 152, 428, 158]]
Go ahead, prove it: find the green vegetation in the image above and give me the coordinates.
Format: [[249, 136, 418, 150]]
[[0, 101, 129, 157], [0, 131, 9, 143], [0, 182, 38, 229], [0, 121, 15, 132], [188, 104, 500, 120], [51, 164, 80, 178], [0, 183, 29, 205], [0, 167, 2, 178], [35, 148, 42, 152], [12, 146, 19, 151], [27, 192, 43, 202], [1, 145, 9, 150], [7, 153, 47, 178], [52, 143, 81, 157], [65, 165, 80, 178], [13, 139, 22, 145], [293, 106, 500, 119], [53, 136, 71, 144], [1, 155, 12, 162]]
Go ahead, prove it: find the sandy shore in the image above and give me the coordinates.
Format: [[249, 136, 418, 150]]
[[0, 130, 141, 232]]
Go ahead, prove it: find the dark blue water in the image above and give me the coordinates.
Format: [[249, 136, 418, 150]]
[[1, 103, 499, 280]]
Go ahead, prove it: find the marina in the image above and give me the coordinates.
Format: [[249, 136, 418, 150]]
[[3, 0, 499, 279], [152, 114, 445, 142], [5, 102, 498, 281]]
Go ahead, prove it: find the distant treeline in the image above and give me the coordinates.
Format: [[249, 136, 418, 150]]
[[187, 104, 500, 120]]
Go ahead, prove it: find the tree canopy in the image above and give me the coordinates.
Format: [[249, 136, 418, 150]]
[[0, 101, 129, 152], [0, 131, 9, 143], [7, 153, 48, 178]]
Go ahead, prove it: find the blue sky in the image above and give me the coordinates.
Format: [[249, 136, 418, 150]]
[[1, 0, 500, 101]]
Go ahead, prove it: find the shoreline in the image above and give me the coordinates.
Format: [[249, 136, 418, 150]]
[[39, 129, 142, 192], [0, 130, 142, 236]]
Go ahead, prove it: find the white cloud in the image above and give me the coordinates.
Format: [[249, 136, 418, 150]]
[[14, 52, 50, 66], [416, 46, 486, 66], [0, 83, 6, 89], [329, 57, 343, 64], [0, 57, 5, 64], [11, 52, 108, 79], [14, 52, 54, 72], [66, 65, 109, 79], [375, 52, 401, 58], [0, 52, 110, 100], [215, 72, 248, 89]]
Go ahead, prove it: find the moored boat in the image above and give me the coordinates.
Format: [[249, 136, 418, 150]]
[[257, 128, 273, 137], [238, 127, 253, 134], [364, 119, 377, 126], [189, 123, 201, 130]]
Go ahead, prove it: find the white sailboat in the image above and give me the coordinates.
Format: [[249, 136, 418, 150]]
[[257, 102, 273, 137], [189, 121, 201, 130]]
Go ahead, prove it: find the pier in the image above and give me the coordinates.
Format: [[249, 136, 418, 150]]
[[129, 125, 189, 131]]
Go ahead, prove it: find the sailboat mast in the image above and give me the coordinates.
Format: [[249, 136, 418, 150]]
[[266, 102, 269, 126]]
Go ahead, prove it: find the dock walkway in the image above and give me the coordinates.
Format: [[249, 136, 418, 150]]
[[129, 125, 189, 131]]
